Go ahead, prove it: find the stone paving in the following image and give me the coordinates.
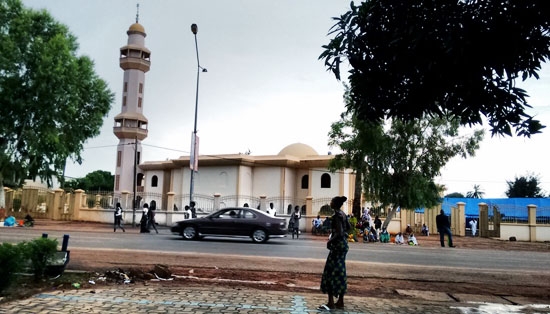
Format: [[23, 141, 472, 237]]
[[2, 284, 550, 314]]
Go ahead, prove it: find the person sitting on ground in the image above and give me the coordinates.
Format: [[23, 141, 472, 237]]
[[421, 223, 429, 236], [379, 228, 390, 243], [362, 226, 371, 243], [312, 215, 323, 234], [405, 224, 413, 235], [408, 233, 418, 246], [394, 232, 405, 245], [24, 214, 34, 227]]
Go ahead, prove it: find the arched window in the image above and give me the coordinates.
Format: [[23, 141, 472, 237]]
[[321, 173, 331, 188], [137, 173, 144, 186], [301, 175, 309, 189], [151, 175, 158, 187]]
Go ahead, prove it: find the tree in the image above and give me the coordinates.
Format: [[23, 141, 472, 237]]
[[505, 174, 545, 198], [0, 0, 114, 207], [466, 185, 485, 199], [64, 170, 114, 192], [445, 192, 465, 198], [329, 110, 484, 229], [328, 86, 367, 219], [320, 0, 548, 137]]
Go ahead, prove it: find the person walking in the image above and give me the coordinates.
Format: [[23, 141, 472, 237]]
[[147, 200, 159, 234], [289, 206, 301, 239], [114, 202, 125, 232], [469, 219, 478, 237], [140, 203, 150, 233], [319, 196, 350, 311], [436, 209, 455, 247]]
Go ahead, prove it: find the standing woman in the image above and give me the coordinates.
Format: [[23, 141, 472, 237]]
[[319, 196, 349, 310], [114, 202, 125, 232], [289, 205, 301, 239], [140, 203, 150, 233]]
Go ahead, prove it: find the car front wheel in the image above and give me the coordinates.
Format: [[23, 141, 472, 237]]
[[182, 226, 198, 240], [252, 229, 268, 243]]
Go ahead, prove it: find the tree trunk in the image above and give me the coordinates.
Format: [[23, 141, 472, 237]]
[[0, 173, 4, 208], [352, 171, 362, 219], [381, 205, 399, 230]]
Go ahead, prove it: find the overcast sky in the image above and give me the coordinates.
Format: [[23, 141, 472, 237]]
[[22, 0, 550, 198]]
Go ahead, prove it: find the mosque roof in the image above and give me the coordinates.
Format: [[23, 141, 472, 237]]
[[278, 143, 319, 158]]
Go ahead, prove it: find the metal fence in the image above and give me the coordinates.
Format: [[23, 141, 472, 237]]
[[537, 207, 550, 224]]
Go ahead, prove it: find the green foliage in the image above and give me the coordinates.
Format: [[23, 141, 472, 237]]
[[466, 185, 485, 199], [0, 243, 24, 292], [445, 192, 465, 198], [319, 204, 333, 216], [23, 237, 58, 281], [506, 174, 545, 198], [65, 170, 114, 191], [0, 0, 114, 190], [328, 87, 484, 227], [348, 215, 358, 237], [320, 0, 548, 137]]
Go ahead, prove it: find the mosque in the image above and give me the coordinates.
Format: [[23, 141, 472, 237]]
[[112, 17, 356, 216]]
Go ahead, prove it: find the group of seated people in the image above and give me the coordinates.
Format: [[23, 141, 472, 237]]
[[394, 232, 419, 245], [311, 215, 331, 235]]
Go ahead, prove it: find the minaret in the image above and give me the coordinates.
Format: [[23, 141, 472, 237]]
[[113, 7, 150, 198]]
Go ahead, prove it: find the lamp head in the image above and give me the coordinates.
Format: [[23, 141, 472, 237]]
[[191, 24, 198, 34]]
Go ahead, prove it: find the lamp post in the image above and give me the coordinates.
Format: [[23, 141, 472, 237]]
[[189, 23, 206, 208]]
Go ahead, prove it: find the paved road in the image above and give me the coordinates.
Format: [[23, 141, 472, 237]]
[[1, 224, 549, 272]]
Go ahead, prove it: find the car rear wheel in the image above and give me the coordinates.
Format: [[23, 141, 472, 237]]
[[252, 229, 268, 243], [182, 226, 198, 240]]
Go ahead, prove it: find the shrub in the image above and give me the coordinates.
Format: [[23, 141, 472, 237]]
[[22, 238, 58, 281], [319, 204, 333, 216], [0, 243, 24, 292]]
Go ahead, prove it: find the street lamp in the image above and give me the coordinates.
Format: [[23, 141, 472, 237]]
[[189, 23, 206, 209]]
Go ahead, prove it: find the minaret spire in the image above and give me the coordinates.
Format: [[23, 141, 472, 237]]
[[136, 3, 140, 23]]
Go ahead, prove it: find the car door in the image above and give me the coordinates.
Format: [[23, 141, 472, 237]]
[[212, 208, 242, 236], [200, 209, 231, 235]]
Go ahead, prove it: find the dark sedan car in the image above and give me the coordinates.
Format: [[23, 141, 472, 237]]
[[170, 207, 287, 243]]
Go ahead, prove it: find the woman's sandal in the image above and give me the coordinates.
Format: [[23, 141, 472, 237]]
[[318, 304, 333, 311]]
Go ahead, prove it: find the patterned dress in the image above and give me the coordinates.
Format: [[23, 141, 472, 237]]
[[320, 210, 349, 297]]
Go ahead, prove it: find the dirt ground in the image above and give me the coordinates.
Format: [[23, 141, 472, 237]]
[[64, 229, 550, 303], [3, 221, 550, 304]]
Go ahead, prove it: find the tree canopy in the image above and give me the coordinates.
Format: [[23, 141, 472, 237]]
[[0, 0, 114, 204], [506, 174, 545, 198], [320, 0, 548, 137], [329, 100, 484, 227], [445, 192, 465, 198], [466, 184, 485, 199], [64, 170, 114, 192]]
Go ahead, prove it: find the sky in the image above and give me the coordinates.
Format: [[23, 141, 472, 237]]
[[21, 0, 550, 198]]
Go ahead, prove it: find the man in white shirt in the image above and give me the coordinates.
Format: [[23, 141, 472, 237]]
[[469, 219, 478, 236], [267, 202, 277, 216], [395, 232, 405, 244]]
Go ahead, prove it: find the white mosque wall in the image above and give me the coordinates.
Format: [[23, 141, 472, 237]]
[[283, 167, 297, 199], [238, 165, 253, 196], [310, 168, 340, 199], [295, 170, 309, 202], [144, 170, 164, 195], [252, 167, 282, 197], [193, 166, 240, 196]]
